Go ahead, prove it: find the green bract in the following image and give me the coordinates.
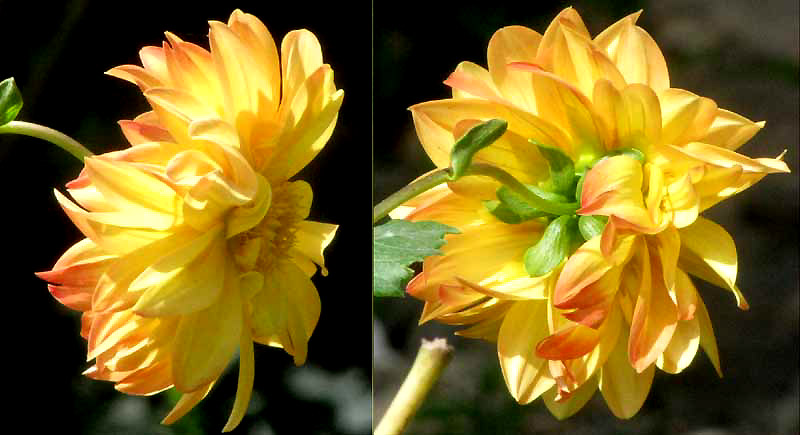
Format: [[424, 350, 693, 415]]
[[449, 119, 507, 179], [523, 215, 581, 277], [0, 78, 22, 126]]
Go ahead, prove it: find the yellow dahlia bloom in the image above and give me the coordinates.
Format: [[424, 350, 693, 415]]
[[394, 7, 788, 419], [37, 10, 342, 431]]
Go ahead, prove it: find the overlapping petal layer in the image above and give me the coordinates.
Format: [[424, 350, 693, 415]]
[[399, 7, 788, 419], [39, 10, 341, 432]]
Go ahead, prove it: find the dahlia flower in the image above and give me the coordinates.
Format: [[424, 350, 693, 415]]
[[37, 10, 342, 431], [393, 7, 788, 419]]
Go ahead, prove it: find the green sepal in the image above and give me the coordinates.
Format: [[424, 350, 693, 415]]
[[524, 215, 581, 277], [0, 78, 23, 126], [578, 215, 608, 240], [483, 200, 527, 224], [531, 140, 577, 196], [574, 168, 587, 202], [486, 183, 571, 224], [373, 219, 460, 297], [608, 147, 645, 162], [449, 119, 508, 180]]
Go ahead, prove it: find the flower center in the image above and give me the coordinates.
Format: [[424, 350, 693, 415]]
[[230, 182, 304, 274]]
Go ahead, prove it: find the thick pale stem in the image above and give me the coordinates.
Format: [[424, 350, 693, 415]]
[[375, 338, 454, 435], [0, 120, 92, 161]]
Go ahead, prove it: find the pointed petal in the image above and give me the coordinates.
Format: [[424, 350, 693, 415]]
[[250, 261, 320, 365], [172, 261, 242, 392], [656, 315, 700, 374], [678, 217, 747, 309], [289, 220, 338, 276], [222, 327, 255, 432], [599, 330, 655, 418], [695, 294, 723, 377], [497, 300, 556, 404], [161, 382, 215, 425], [702, 108, 765, 151], [659, 88, 718, 146]]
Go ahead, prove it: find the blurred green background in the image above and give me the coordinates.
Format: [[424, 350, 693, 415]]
[[374, 1, 798, 434], [0, 1, 371, 434]]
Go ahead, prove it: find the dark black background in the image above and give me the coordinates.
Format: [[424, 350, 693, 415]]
[[374, 0, 798, 434], [0, 1, 371, 433]]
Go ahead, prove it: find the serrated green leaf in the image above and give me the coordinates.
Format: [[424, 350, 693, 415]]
[[578, 215, 608, 240], [524, 215, 580, 277], [531, 140, 576, 196], [450, 119, 507, 179], [373, 219, 460, 297], [0, 78, 22, 126]]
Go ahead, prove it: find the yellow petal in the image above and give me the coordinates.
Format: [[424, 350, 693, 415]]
[[497, 300, 556, 404], [162, 382, 215, 425], [227, 9, 281, 116], [695, 294, 723, 377], [226, 174, 272, 238], [628, 241, 678, 372], [222, 326, 255, 432], [592, 81, 662, 153], [280, 29, 323, 109], [487, 25, 542, 112], [702, 108, 765, 151], [272, 65, 344, 179], [289, 220, 338, 276], [172, 260, 242, 392], [145, 87, 218, 144], [678, 217, 747, 308], [83, 157, 182, 230], [446, 61, 502, 101], [250, 261, 320, 365], [542, 375, 598, 420], [659, 88, 718, 146], [131, 227, 226, 317], [599, 330, 655, 418], [656, 315, 700, 374], [410, 98, 572, 171]]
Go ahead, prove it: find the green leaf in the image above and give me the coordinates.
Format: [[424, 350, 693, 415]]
[[486, 184, 571, 224], [531, 140, 576, 196], [578, 215, 608, 240], [524, 215, 580, 277], [449, 119, 507, 179], [373, 219, 460, 297], [0, 78, 22, 126]]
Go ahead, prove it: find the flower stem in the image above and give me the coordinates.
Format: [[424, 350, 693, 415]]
[[373, 163, 578, 225], [375, 338, 454, 435], [0, 120, 93, 161], [373, 168, 452, 224], [467, 163, 579, 216]]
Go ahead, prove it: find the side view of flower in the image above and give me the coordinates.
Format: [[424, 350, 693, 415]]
[[37, 10, 342, 431], [393, 7, 788, 419]]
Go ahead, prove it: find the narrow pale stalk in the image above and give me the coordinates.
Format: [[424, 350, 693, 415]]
[[375, 338, 454, 435], [373, 168, 452, 224], [0, 120, 92, 161]]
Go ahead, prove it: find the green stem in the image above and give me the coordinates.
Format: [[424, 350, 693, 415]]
[[373, 168, 452, 224], [0, 120, 92, 161], [467, 163, 579, 216], [373, 163, 580, 225], [375, 338, 454, 435]]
